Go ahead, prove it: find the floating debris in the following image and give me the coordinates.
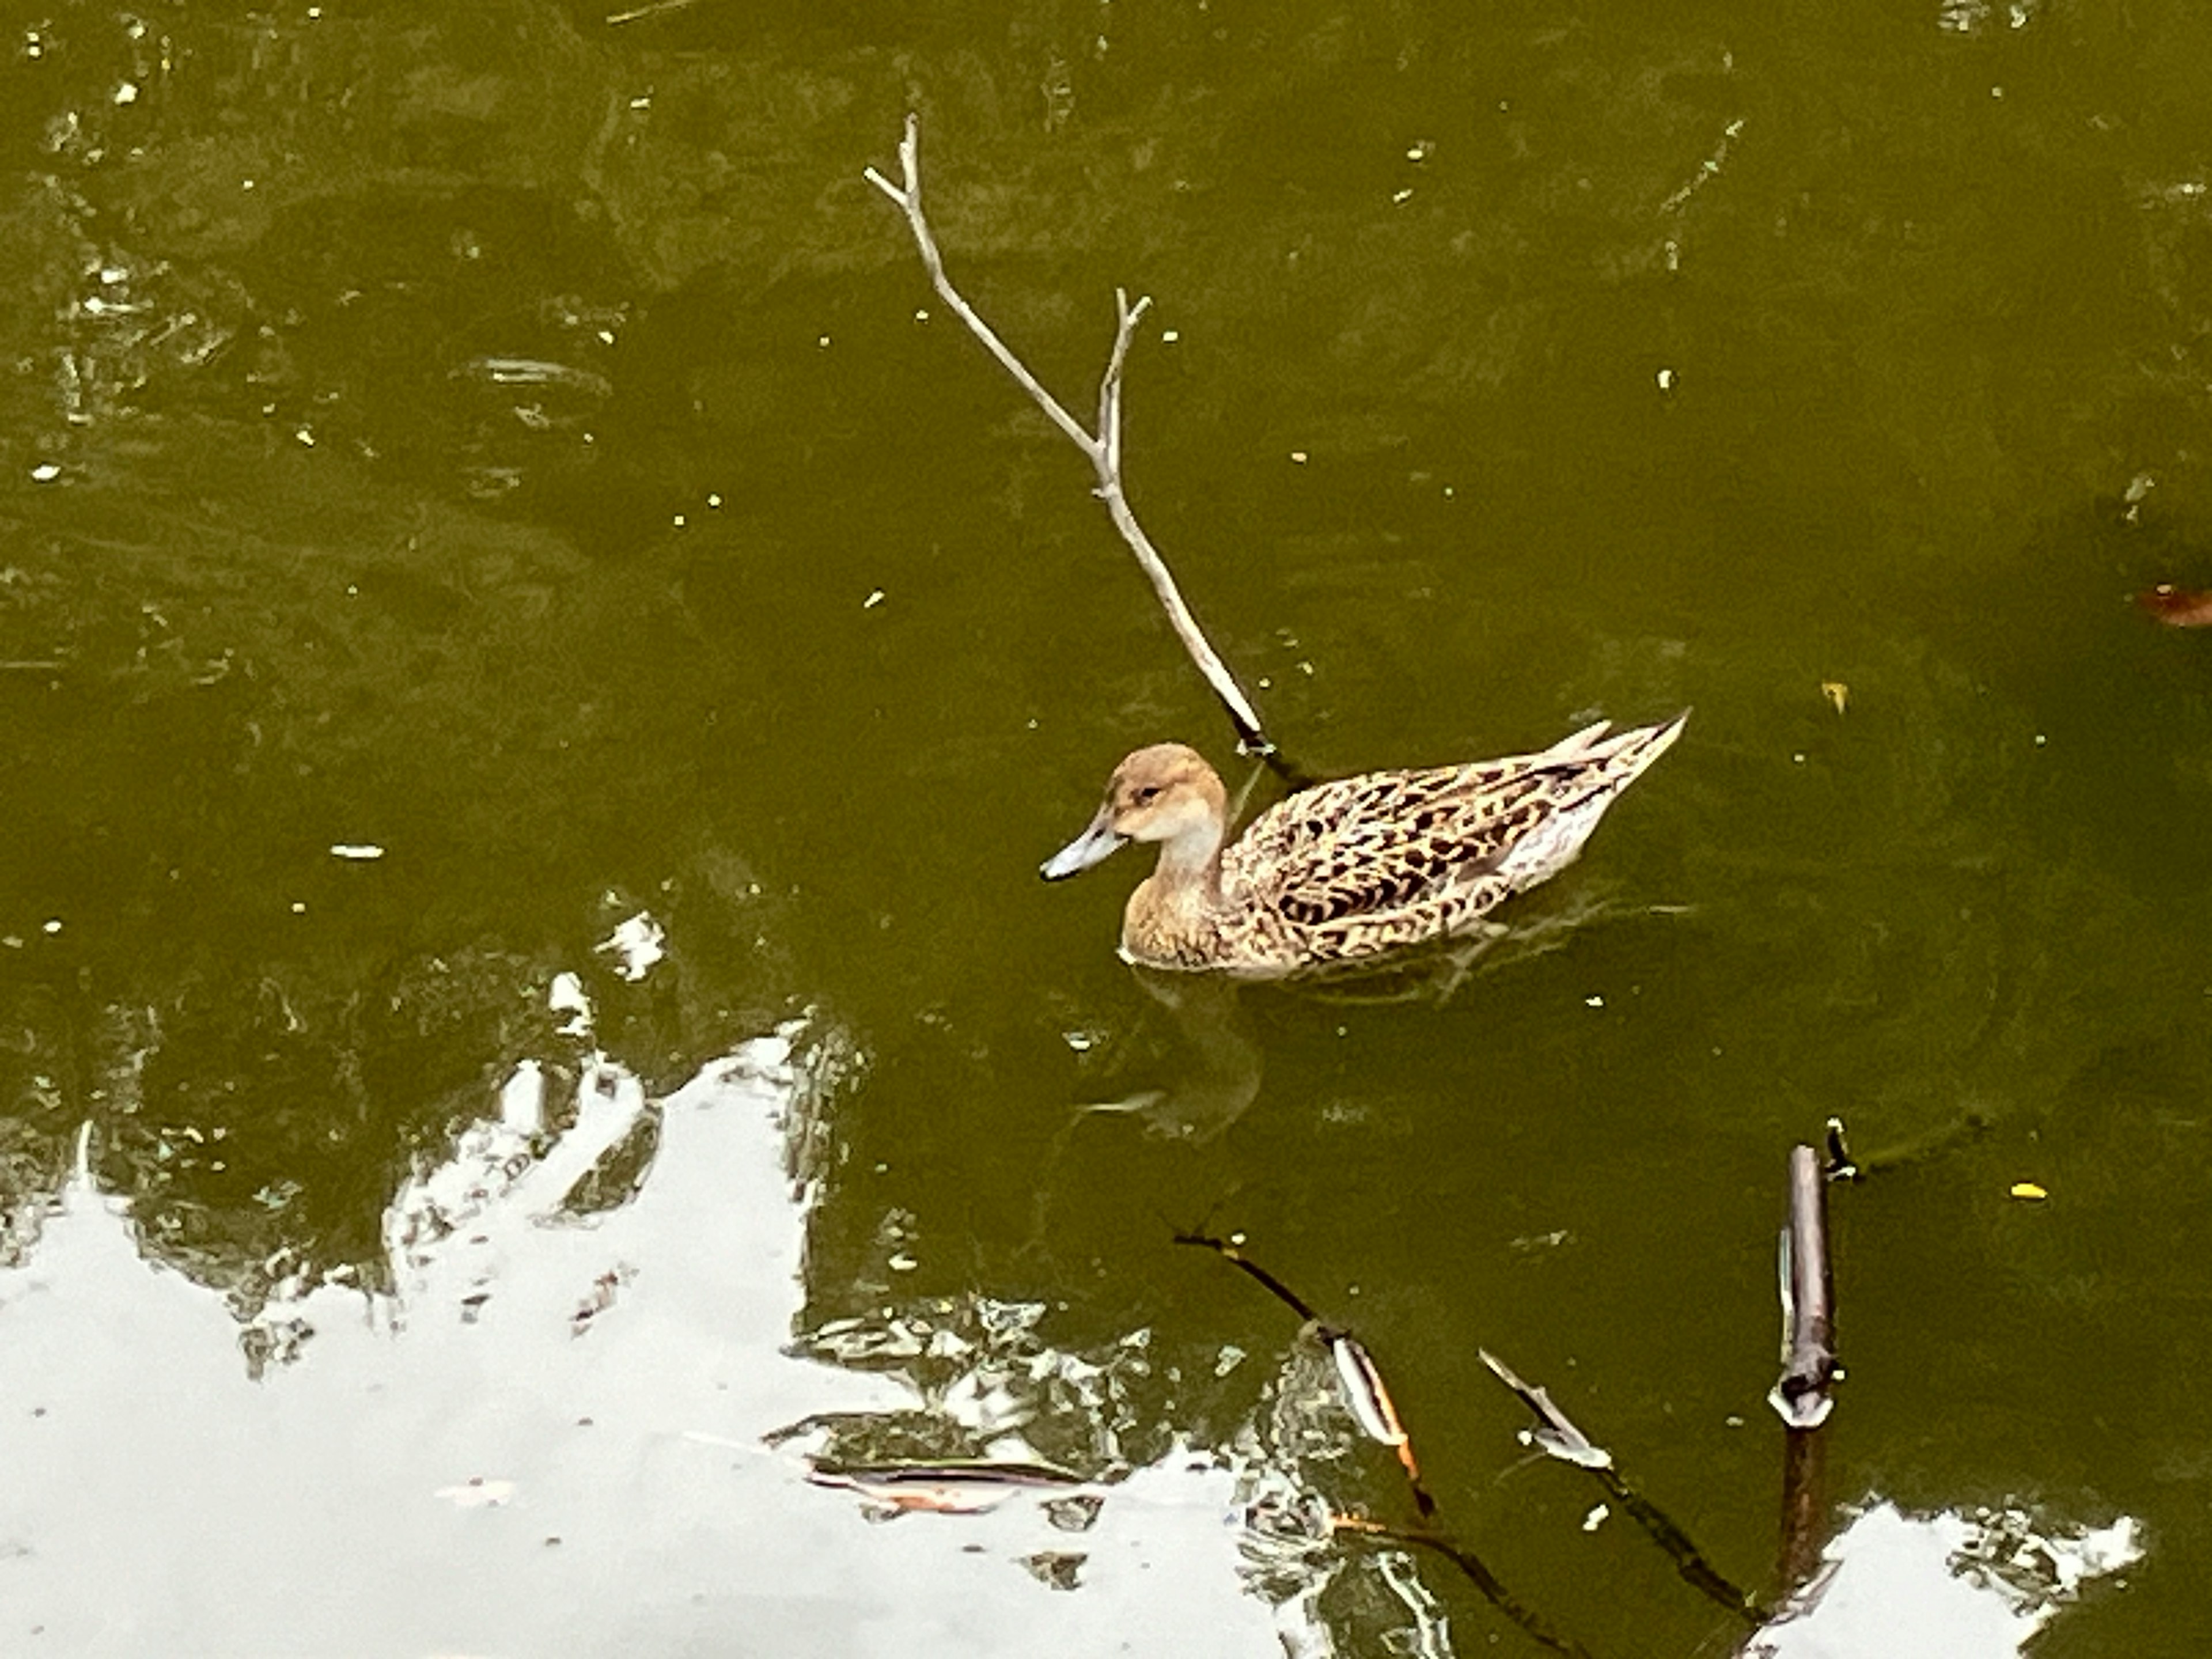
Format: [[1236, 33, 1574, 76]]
[[453, 356, 613, 399], [1480, 1349, 1612, 1471], [1823, 1116, 1859, 1181], [805, 1457, 1090, 1516], [2137, 584, 2212, 627], [1325, 1328, 1408, 1449], [548, 971, 593, 1037], [596, 912, 665, 982]]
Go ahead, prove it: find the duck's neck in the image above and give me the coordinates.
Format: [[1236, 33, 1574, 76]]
[[1150, 823, 1226, 904], [1122, 825, 1228, 967]]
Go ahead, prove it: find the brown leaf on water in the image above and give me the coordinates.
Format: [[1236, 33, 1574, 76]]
[[2136, 584, 2212, 627]]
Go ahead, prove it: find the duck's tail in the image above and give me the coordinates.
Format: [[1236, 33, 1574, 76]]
[[1537, 708, 1689, 774], [1493, 710, 1689, 886]]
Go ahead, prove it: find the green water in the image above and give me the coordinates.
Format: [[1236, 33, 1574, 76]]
[[2, 1, 2209, 1653]]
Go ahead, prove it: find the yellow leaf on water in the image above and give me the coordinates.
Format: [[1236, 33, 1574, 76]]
[[2009, 1182, 2048, 1202], [1820, 681, 1849, 715]]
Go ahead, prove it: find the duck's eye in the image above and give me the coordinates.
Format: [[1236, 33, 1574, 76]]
[[1133, 785, 1161, 804]]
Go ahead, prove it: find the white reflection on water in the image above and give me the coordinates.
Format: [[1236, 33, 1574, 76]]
[[0, 1021, 1273, 1656], [1747, 1498, 2141, 1659]]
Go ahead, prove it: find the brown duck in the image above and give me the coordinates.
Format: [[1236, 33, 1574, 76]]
[[1041, 713, 1687, 976]]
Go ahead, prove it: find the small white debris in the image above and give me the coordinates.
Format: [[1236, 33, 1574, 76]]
[[549, 971, 592, 1037], [1583, 1504, 1610, 1532], [1656, 367, 1676, 391], [628, 95, 651, 110], [1792, 752, 1806, 764], [1161, 328, 1180, 343], [2033, 733, 2047, 747], [888, 1252, 918, 1272], [289, 902, 306, 914], [1392, 187, 1414, 204], [816, 335, 831, 348], [597, 911, 666, 982], [29, 463, 60, 482], [41, 918, 62, 935], [329, 843, 385, 861], [113, 81, 138, 105], [1289, 450, 1308, 464], [706, 493, 722, 508], [1585, 994, 1604, 1008], [672, 513, 685, 527], [914, 308, 930, 322], [863, 589, 885, 608], [294, 426, 315, 446]]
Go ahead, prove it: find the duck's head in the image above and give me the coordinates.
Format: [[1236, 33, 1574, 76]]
[[1040, 743, 1229, 881]]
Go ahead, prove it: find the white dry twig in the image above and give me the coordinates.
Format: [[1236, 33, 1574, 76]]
[[864, 113, 1271, 752]]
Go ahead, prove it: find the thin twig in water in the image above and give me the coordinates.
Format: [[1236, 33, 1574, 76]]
[[1482, 1348, 1764, 1623], [1177, 1231, 1435, 1516], [604, 0, 700, 23], [1334, 1517, 1596, 1659], [864, 114, 1276, 756]]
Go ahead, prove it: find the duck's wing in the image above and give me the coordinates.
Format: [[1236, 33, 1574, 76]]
[[1226, 762, 1536, 930], [1226, 715, 1687, 935]]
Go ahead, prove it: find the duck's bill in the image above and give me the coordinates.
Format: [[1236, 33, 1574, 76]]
[[1040, 809, 1126, 881]]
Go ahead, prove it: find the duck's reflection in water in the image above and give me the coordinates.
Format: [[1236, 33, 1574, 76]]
[[1073, 967, 1264, 1143], [1078, 883, 1676, 1143]]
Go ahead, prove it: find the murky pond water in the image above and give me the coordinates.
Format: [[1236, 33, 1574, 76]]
[[3, 2, 2209, 1653]]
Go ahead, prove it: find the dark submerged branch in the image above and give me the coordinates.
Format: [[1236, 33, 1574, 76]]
[[1824, 1109, 1990, 1178], [1173, 1230, 1320, 1323], [865, 115, 1275, 756], [1177, 1232, 1435, 1515], [1482, 1350, 1762, 1624], [1333, 1518, 1597, 1659]]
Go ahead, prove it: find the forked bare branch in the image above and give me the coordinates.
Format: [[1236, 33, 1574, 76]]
[[865, 113, 1273, 753]]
